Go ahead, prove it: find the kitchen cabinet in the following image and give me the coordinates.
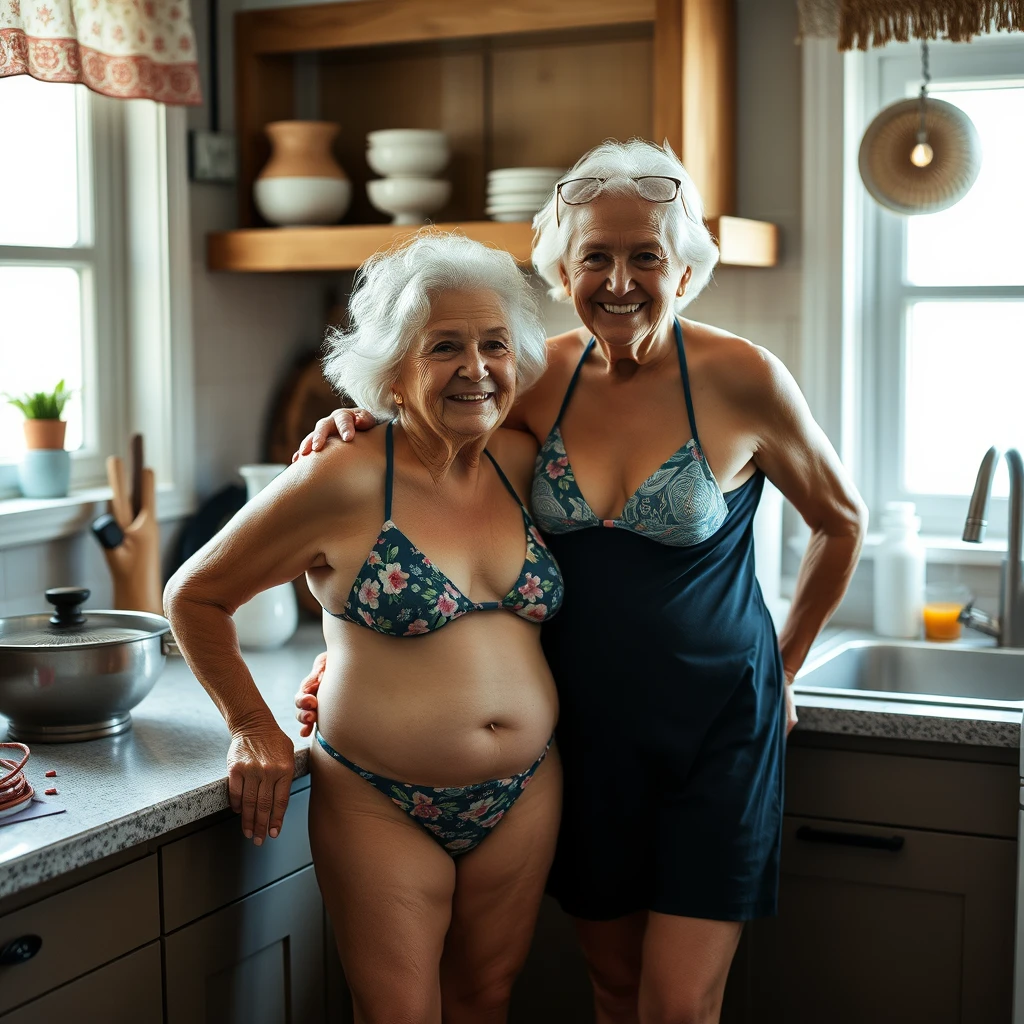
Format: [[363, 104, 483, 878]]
[[208, 0, 778, 272], [164, 865, 325, 1024], [724, 740, 1019, 1024], [0, 942, 163, 1024], [0, 855, 160, 1017]]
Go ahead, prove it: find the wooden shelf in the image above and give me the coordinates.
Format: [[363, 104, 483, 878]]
[[207, 216, 777, 273]]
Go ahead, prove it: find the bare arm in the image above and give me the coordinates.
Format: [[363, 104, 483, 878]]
[[746, 349, 868, 681], [165, 448, 363, 841]]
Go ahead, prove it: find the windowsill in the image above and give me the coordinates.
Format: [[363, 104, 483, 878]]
[[0, 484, 194, 550], [787, 532, 1010, 567]]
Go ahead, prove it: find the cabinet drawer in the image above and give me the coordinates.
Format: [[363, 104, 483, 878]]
[[0, 941, 162, 1024], [784, 746, 1018, 838], [161, 784, 312, 931], [0, 855, 159, 1015]]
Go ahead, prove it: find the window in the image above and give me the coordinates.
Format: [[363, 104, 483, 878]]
[[866, 38, 1024, 534], [0, 75, 125, 494], [0, 80, 195, 548]]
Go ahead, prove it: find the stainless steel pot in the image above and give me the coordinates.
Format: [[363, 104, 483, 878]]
[[0, 587, 176, 743]]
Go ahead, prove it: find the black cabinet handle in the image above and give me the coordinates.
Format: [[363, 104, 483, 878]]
[[796, 825, 905, 852], [0, 934, 43, 965]]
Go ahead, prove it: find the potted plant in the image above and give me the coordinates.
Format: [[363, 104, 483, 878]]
[[4, 380, 73, 498]]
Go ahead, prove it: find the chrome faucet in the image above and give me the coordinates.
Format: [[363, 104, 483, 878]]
[[960, 447, 1024, 647]]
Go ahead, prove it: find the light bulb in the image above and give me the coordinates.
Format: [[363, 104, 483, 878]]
[[910, 142, 934, 167]]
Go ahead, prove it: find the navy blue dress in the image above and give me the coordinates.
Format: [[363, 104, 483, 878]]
[[530, 320, 786, 921]]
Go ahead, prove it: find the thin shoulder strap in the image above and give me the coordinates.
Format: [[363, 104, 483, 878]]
[[384, 421, 395, 521], [552, 337, 596, 429], [674, 319, 701, 446], [484, 449, 528, 511]]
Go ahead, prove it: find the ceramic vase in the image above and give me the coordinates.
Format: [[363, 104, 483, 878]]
[[18, 420, 70, 498], [254, 121, 352, 227], [232, 465, 300, 650]]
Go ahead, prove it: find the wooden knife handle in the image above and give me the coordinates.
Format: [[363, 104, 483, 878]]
[[129, 433, 144, 521]]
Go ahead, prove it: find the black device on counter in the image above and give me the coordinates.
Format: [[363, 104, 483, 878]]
[[91, 513, 125, 550]]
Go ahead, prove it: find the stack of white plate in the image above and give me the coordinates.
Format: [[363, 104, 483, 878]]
[[486, 167, 563, 222]]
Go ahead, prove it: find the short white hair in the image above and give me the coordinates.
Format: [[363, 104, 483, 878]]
[[532, 138, 720, 312], [323, 231, 547, 420]]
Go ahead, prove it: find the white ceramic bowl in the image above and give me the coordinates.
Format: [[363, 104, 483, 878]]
[[488, 166, 564, 179], [367, 144, 449, 178], [367, 177, 451, 224], [368, 129, 447, 147], [367, 130, 449, 178], [254, 177, 351, 226], [488, 211, 534, 222]]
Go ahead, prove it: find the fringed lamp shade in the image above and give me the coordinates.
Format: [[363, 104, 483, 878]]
[[858, 96, 982, 214]]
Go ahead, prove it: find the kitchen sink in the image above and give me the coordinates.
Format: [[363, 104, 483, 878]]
[[795, 638, 1024, 708]]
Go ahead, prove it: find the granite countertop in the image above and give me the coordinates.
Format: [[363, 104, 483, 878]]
[[1, 623, 1020, 901]]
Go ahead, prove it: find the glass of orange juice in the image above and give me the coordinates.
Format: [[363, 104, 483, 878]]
[[923, 582, 971, 641]]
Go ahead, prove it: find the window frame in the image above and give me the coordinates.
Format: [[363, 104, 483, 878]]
[[0, 94, 195, 548], [0, 83, 127, 491], [870, 39, 1024, 536], [800, 32, 1024, 553]]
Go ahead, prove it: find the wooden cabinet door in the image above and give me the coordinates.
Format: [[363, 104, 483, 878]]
[[164, 865, 325, 1024], [0, 942, 162, 1024], [740, 816, 1016, 1024]]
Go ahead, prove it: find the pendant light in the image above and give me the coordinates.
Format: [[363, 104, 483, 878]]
[[858, 41, 982, 215]]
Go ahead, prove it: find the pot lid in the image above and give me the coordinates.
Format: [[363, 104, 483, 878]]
[[0, 588, 171, 650]]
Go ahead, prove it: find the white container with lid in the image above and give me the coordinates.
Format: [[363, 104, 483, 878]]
[[873, 500, 926, 639]]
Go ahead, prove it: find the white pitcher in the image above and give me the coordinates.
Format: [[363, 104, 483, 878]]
[[232, 464, 299, 650]]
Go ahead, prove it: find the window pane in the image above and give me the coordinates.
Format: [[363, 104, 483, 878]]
[[906, 84, 1024, 286], [0, 267, 83, 459], [903, 301, 1023, 496], [0, 76, 82, 247]]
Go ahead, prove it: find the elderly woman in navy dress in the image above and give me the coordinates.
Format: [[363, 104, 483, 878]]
[[297, 139, 866, 1024]]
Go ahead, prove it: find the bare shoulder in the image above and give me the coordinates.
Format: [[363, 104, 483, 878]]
[[509, 326, 587, 432], [488, 427, 540, 497], [287, 423, 388, 510], [545, 326, 589, 364], [682, 318, 796, 409]]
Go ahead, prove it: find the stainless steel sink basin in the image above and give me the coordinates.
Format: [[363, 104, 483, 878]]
[[795, 638, 1024, 708]]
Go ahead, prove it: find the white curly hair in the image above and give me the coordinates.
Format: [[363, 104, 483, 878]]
[[532, 138, 719, 312], [323, 231, 547, 421]]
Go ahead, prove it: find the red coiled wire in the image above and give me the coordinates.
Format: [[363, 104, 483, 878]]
[[0, 742, 34, 814]]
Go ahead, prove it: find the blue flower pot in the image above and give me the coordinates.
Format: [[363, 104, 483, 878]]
[[18, 449, 71, 499]]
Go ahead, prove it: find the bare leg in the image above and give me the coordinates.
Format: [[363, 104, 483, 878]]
[[309, 740, 457, 1024], [638, 914, 742, 1024], [439, 748, 562, 1024], [573, 913, 647, 1024]]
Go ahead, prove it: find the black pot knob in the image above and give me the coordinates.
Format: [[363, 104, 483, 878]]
[[45, 587, 90, 627], [0, 934, 43, 965]]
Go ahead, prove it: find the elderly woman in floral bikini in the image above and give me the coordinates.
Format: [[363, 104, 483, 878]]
[[165, 232, 565, 1024], [297, 139, 866, 1024]]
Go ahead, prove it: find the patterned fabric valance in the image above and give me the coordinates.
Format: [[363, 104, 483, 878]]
[[797, 0, 1023, 49], [0, 0, 201, 105]]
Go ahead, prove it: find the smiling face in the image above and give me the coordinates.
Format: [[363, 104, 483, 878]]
[[558, 193, 691, 350], [393, 288, 517, 439]]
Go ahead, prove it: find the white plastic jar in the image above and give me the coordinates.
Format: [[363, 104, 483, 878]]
[[873, 501, 927, 639]]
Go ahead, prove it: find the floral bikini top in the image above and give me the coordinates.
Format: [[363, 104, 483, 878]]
[[531, 319, 729, 547], [328, 422, 564, 637]]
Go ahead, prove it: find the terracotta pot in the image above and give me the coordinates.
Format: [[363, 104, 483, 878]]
[[254, 121, 351, 227], [23, 419, 67, 451]]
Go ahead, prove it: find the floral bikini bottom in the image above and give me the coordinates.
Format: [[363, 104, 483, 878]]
[[315, 729, 552, 856]]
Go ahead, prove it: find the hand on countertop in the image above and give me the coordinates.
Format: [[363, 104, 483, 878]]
[[227, 723, 297, 845], [295, 651, 327, 737]]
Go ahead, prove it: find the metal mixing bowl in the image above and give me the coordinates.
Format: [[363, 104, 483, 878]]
[[0, 587, 176, 743]]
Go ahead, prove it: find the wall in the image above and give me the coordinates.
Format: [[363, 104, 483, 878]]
[[0, 0, 806, 618]]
